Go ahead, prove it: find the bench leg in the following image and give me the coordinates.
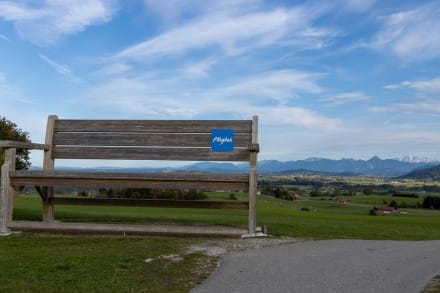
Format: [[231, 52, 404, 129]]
[[0, 165, 11, 235], [42, 187, 54, 222], [248, 153, 257, 236]]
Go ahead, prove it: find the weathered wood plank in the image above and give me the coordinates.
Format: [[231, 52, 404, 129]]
[[8, 221, 248, 237], [49, 197, 249, 210], [10, 171, 250, 191], [12, 171, 248, 181], [0, 164, 11, 234], [248, 115, 259, 235], [43, 115, 57, 222], [52, 146, 251, 161], [0, 140, 49, 150], [55, 120, 252, 133], [53, 132, 252, 147]]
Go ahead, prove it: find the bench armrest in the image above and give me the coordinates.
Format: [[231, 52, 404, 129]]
[[0, 140, 49, 150]]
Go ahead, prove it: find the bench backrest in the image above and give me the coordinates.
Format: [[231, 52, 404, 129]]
[[47, 116, 258, 162]]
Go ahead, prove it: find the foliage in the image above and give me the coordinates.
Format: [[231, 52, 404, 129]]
[[98, 188, 207, 200], [261, 186, 293, 200], [228, 193, 238, 200], [423, 196, 440, 209], [389, 200, 398, 209], [0, 116, 31, 170]]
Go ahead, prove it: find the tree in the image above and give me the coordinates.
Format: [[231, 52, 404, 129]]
[[0, 116, 31, 170]]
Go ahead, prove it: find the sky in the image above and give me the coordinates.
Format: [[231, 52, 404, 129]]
[[1, 0, 440, 167]]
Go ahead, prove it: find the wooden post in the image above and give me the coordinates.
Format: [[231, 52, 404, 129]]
[[5, 148, 16, 222], [42, 115, 57, 222], [1, 147, 15, 234], [248, 115, 258, 235], [0, 164, 11, 234]]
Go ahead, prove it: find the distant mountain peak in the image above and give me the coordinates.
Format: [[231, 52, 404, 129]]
[[400, 155, 437, 163], [303, 157, 324, 162], [368, 155, 381, 161]]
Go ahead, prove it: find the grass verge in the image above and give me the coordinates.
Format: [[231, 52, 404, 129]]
[[0, 234, 219, 292]]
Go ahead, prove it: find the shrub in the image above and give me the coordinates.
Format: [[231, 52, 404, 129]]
[[228, 193, 238, 200], [423, 196, 440, 209]]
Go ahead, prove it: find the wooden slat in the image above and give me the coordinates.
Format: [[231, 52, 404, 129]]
[[52, 146, 251, 161], [55, 120, 252, 133], [0, 140, 49, 150], [49, 197, 249, 210], [12, 171, 248, 181], [10, 171, 250, 191], [53, 132, 252, 147]]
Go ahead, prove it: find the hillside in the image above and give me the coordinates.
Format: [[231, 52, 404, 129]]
[[399, 164, 440, 180]]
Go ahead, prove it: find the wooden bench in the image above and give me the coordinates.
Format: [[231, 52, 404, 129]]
[[0, 115, 259, 235]]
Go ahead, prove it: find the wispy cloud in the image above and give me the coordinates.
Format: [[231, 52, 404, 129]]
[[0, 73, 33, 104], [367, 2, 440, 62], [39, 54, 72, 76], [218, 70, 323, 102], [370, 100, 440, 115], [338, 0, 377, 12], [0, 0, 118, 46], [143, 0, 261, 23], [0, 34, 9, 41], [321, 91, 371, 106], [385, 77, 440, 93], [260, 107, 340, 130], [180, 58, 217, 79], [84, 68, 332, 130], [115, 4, 335, 60]]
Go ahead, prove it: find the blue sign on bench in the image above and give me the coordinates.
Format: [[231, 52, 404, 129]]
[[211, 129, 234, 152]]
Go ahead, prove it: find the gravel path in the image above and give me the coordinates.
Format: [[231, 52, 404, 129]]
[[192, 239, 440, 293]]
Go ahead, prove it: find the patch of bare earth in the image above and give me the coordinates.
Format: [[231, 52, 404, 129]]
[[186, 236, 307, 287]]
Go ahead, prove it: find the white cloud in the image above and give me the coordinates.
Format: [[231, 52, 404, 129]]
[[39, 54, 72, 76], [83, 67, 336, 132], [0, 0, 117, 46], [385, 77, 440, 93], [218, 70, 323, 103], [260, 107, 340, 130], [369, 2, 440, 62], [181, 58, 217, 79], [369, 100, 440, 115], [115, 4, 334, 60], [321, 91, 371, 106]]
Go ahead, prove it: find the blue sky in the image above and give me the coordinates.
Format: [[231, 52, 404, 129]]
[[1, 0, 440, 167]]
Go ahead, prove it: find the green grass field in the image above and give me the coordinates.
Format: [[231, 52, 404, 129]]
[[2, 192, 439, 291], [12, 192, 440, 240]]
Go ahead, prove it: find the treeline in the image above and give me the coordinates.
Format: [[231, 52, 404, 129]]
[[78, 188, 207, 200], [259, 178, 440, 194], [422, 196, 440, 209], [260, 186, 295, 200]]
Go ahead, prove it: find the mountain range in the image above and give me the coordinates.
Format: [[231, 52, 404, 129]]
[[184, 156, 438, 177], [45, 156, 439, 177]]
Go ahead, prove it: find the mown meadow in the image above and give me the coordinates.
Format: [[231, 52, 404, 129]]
[[1, 191, 439, 291]]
